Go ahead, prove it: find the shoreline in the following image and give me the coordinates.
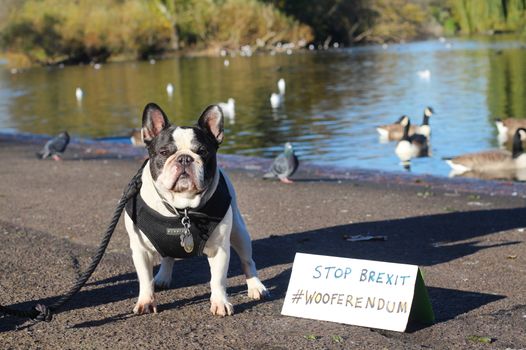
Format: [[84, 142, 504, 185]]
[[2, 34, 524, 69], [2, 131, 525, 198]]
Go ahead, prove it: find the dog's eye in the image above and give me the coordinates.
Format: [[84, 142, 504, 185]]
[[196, 147, 208, 157], [159, 148, 171, 157]]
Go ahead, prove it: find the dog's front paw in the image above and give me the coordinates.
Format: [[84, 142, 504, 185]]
[[247, 277, 269, 300], [210, 295, 234, 317], [133, 296, 158, 315]]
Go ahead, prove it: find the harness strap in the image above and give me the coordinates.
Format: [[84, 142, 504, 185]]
[[126, 172, 232, 258]]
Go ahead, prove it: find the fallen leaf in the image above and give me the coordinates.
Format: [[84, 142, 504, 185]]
[[332, 335, 344, 343], [467, 335, 494, 344], [304, 334, 318, 341]]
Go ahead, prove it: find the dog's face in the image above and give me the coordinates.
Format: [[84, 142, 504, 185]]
[[141, 103, 224, 200]]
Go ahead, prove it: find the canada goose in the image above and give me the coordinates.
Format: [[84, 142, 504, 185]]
[[445, 128, 526, 175], [394, 116, 429, 162], [377, 107, 434, 141], [495, 118, 526, 142], [218, 98, 235, 119], [417, 107, 434, 138]]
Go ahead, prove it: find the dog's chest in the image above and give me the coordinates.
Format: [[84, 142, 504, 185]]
[[125, 173, 232, 258]]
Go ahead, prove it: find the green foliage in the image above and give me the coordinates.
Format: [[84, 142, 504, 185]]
[[1, 0, 312, 64], [3, 0, 526, 66], [264, 0, 376, 45], [368, 0, 429, 42], [487, 48, 526, 120], [449, 0, 526, 34], [174, 0, 313, 49], [1, 0, 173, 64]]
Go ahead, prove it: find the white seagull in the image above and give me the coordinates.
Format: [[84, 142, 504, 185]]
[[166, 83, 174, 97], [218, 98, 235, 119], [417, 69, 431, 80], [75, 87, 83, 102], [270, 93, 282, 109], [277, 78, 286, 95]]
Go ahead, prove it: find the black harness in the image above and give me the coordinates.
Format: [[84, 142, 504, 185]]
[[125, 173, 232, 258]]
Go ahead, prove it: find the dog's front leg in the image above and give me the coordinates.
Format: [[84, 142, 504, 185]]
[[207, 246, 233, 316], [131, 248, 157, 314]]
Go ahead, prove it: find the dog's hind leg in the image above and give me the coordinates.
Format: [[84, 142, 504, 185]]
[[154, 257, 174, 289], [230, 207, 269, 300]]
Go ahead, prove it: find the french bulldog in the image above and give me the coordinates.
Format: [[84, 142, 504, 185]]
[[124, 103, 268, 316]]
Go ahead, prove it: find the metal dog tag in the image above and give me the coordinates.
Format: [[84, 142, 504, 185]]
[[180, 210, 194, 253], [180, 232, 194, 253]]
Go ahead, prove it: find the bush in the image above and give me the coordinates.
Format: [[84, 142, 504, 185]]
[[1, 0, 174, 64], [175, 0, 313, 49], [367, 0, 429, 43]]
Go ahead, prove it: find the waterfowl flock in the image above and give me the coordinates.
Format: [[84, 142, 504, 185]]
[[377, 107, 433, 167], [376, 106, 526, 181], [377, 107, 433, 141]]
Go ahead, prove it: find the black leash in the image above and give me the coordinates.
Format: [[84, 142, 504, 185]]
[[0, 159, 148, 322]]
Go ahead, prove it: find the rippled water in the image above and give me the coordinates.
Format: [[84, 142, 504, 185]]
[[1, 38, 526, 178]]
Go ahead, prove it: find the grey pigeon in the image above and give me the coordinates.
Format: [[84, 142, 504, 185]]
[[36, 131, 70, 161], [263, 142, 299, 183]]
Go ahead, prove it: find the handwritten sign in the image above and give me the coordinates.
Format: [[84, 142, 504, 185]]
[[281, 253, 434, 332]]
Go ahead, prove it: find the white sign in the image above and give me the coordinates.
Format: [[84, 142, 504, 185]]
[[281, 253, 434, 332]]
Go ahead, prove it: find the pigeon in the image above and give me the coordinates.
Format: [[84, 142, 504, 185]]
[[263, 142, 299, 183], [36, 131, 70, 161]]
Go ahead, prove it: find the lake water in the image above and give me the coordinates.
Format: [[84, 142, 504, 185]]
[[1, 38, 526, 178]]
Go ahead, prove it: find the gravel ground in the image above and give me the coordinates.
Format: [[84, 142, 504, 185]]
[[1, 137, 525, 349]]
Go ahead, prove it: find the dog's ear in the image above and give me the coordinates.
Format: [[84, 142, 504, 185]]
[[198, 105, 224, 145], [141, 103, 170, 144]]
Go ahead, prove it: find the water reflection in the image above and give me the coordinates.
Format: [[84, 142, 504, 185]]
[[1, 38, 526, 179]]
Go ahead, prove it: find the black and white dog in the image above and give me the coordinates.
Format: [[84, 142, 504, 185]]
[[124, 103, 268, 316]]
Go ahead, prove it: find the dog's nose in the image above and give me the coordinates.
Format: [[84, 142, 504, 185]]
[[177, 154, 194, 165]]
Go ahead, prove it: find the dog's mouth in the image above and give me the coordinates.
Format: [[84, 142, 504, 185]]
[[171, 169, 203, 193]]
